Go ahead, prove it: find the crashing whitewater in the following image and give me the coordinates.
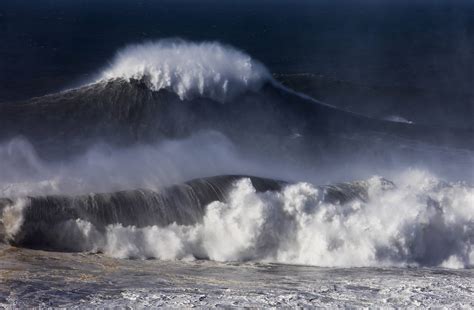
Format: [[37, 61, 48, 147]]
[[0, 40, 473, 270], [98, 40, 271, 102], [1, 170, 473, 268]]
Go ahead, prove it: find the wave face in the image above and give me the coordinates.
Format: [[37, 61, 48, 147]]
[[0, 175, 283, 251], [1, 171, 472, 268], [98, 40, 271, 102], [0, 174, 372, 251]]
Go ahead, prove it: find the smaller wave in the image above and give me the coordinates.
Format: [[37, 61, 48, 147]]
[[98, 39, 272, 102]]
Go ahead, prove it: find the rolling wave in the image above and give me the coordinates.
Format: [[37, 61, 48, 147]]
[[1, 172, 472, 268]]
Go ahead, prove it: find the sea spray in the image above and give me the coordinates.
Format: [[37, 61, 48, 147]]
[[100, 172, 474, 268], [99, 39, 271, 102]]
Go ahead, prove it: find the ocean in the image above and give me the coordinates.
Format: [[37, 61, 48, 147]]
[[0, 0, 473, 307]]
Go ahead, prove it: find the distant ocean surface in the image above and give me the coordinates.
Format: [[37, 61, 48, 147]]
[[1, 0, 473, 108]]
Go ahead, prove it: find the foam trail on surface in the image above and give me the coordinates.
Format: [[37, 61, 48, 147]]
[[98, 39, 271, 102]]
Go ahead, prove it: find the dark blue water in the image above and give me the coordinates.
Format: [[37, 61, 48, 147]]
[[1, 0, 473, 104]]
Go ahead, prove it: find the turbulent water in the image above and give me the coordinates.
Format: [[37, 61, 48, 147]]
[[98, 40, 271, 102], [1, 39, 473, 307], [2, 246, 473, 308]]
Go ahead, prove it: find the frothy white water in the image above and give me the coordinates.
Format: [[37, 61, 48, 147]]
[[0, 198, 27, 241], [98, 39, 271, 102], [45, 170, 473, 268]]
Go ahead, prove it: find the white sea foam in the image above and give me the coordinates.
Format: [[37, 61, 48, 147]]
[[0, 198, 28, 241], [98, 39, 271, 102], [45, 169, 473, 268]]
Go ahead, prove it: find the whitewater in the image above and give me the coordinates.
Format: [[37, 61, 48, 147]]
[[1, 39, 473, 307], [98, 40, 271, 102]]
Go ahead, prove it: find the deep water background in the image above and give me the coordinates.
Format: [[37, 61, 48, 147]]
[[1, 0, 473, 127]]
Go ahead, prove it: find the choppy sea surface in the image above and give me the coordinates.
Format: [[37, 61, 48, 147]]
[[1, 245, 472, 308]]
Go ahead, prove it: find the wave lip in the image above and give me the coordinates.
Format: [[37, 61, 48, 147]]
[[98, 39, 272, 103]]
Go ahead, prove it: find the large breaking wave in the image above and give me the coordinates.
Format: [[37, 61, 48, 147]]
[[98, 40, 271, 102], [84, 172, 474, 268], [0, 39, 473, 269], [1, 171, 472, 268]]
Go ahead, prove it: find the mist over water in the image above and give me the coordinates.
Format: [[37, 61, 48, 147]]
[[0, 133, 249, 197]]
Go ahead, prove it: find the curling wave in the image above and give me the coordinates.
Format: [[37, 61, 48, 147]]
[[1, 171, 472, 268], [98, 40, 271, 102]]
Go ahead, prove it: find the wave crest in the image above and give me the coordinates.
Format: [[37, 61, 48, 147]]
[[98, 39, 271, 102], [5, 170, 472, 268], [99, 172, 474, 268]]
